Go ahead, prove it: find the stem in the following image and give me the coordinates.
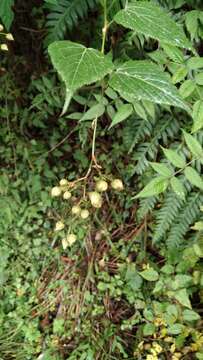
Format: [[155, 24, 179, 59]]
[[101, 0, 108, 54]]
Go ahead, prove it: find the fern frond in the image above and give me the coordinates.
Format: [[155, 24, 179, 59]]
[[153, 189, 185, 244], [137, 195, 159, 222], [166, 192, 203, 249], [134, 116, 180, 174], [45, 0, 99, 46]]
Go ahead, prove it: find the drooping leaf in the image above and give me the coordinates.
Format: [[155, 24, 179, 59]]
[[80, 104, 105, 121], [184, 167, 203, 190], [135, 177, 169, 198], [183, 130, 203, 158], [173, 288, 192, 309], [182, 309, 200, 322], [150, 162, 173, 177], [114, 1, 191, 49], [0, 0, 14, 30], [48, 41, 114, 112], [109, 104, 133, 129], [163, 148, 186, 168], [170, 177, 185, 199], [139, 268, 159, 281], [179, 80, 195, 98], [192, 100, 203, 133], [109, 61, 188, 110]]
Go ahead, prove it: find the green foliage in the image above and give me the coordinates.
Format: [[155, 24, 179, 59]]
[[0, 0, 14, 30]]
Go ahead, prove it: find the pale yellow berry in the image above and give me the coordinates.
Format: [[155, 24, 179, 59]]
[[6, 33, 14, 41], [54, 221, 65, 232], [96, 180, 108, 192], [80, 209, 90, 219], [111, 179, 124, 191], [59, 178, 68, 186], [152, 343, 162, 354], [89, 192, 102, 208], [66, 233, 77, 245], [0, 24, 4, 31], [62, 238, 68, 250], [1, 44, 8, 51], [63, 191, 71, 200], [51, 186, 62, 197], [71, 205, 81, 215]]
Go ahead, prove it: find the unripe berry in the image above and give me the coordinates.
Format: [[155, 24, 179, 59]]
[[51, 186, 62, 197], [59, 178, 68, 186], [71, 205, 81, 215], [80, 209, 90, 219], [1, 44, 8, 51], [96, 180, 108, 192], [0, 25, 4, 31], [63, 191, 72, 200], [6, 33, 14, 41], [66, 233, 77, 245], [55, 221, 65, 232], [89, 192, 102, 208], [62, 238, 68, 250], [111, 179, 124, 191]]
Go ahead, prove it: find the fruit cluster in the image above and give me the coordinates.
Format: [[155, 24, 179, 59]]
[[51, 177, 124, 249], [0, 24, 14, 51]]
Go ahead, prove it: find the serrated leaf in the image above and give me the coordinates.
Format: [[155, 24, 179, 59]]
[[139, 268, 159, 281], [163, 148, 186, 168], [183, 130, 203, 158], [170, 177, 185, 199], [80, 104, 105, 121], [150, 162, 172, 177], [135, 177, 169, 198], [48, 41, 113, 111], [109, 60, 188, 110], [184, 166, 203, 190], [183, 309, 200, 321], [109, 104, 133, 129], [192, 100, 203, 133], [114, 1, 191, 49], [179, 80, 195, 98], [0, 0, 14, 30], [173, 288, 192, 308]]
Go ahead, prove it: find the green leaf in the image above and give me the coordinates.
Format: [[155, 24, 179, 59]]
[[182, 309, 200, 322], [168, 323, 185, 334], [133, 102, 147, 120], [187, 57, 203, 70], [80, 104, 105, 121], [48, 41, 113, 111], [185, 10, 199, 40], [143, 323, 156, 336], [163, 148, 186, 168], [195, 73, 203, 86], [173, 288, 192, 308], [191, 221, 203, 231], [109, 104, 133, 129], [150, 162, 172, 177], [183, 130, 203, 158], [0, 0, 14, 30], [135, 177, 169, 198], [114, 1, 190, 49], [170, 177, 185, 199], [139, 268, 159, 281], [109, 60, 188, 111], [184, 166, 203, 190], [162, 44, 184, 63], [179, 80, 195, 98], [172, 65, 188, 84], [192, 100, 203, 133]]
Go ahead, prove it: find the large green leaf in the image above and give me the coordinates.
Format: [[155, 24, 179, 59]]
[[48, 41, 114, 113], [109, 61, 188, 110], [0, 0, 14, 30], [114, 1, 190, 49], [134, 176, 169, 198]]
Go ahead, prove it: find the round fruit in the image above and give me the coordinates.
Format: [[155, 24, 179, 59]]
[[62, 238, 68, 250], [111, 179, 124, 191], [89, 192, 102, 208], [66, 234, 77, 245], [51, 186, 62, 197], [71, 205, 81, 215], [59, 178, 68, 187], [55, 221, 65, 232], [63, 191, 72, 200], [80, 209, 90, 219], [96, 180, 108, 192]]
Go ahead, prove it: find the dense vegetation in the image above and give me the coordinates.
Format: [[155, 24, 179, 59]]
[[0, 0, 203, 359]]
